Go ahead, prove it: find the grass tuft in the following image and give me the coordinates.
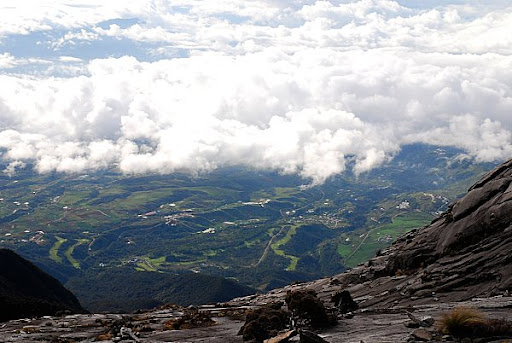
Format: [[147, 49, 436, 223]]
[[439, 307, 512, 338], [439, 307, 486, 337]]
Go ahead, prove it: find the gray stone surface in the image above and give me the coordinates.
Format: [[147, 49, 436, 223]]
[[0, 298, 510, 342], [410, 328, 432, 341]]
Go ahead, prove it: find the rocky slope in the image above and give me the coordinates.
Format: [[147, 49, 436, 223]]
[[0, 249, 85, 322], [0, 297, 510, 342], [231, 159, 512, 309]]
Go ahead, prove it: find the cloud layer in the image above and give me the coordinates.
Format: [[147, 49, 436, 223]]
[[1, 1, 511, 183]]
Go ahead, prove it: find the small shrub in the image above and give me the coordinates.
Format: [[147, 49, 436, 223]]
[[285, 289, 336, 329], [438, 307, 487, 338], [238, 307, 289, 342], [163, 311, 215, 330]]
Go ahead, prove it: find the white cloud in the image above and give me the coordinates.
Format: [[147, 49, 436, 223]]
[[0, 1, 511, 183], [58, 56, 83, 63], [406, 115, 512, 162], [3, 161, 26, 177], [52, 29, 99, 50], [0, 53, 17, 68]]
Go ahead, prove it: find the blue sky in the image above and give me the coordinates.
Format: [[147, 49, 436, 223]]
[[0, 0, 511, 182]]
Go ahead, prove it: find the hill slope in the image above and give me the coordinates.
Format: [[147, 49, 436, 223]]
[[0, 249, 85, 321], [232, 159, 512, 308], [65, 267, 255, 313]]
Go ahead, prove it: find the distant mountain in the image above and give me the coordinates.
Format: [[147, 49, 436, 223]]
[[65, 267, 255, 313], [0, 249, 85, 321], [231, 158, 512, 308]]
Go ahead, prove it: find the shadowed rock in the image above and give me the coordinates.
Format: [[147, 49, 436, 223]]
[[299, 330, 329, 342], [331, 290, 358, 314], [0, 249, 85, 322]]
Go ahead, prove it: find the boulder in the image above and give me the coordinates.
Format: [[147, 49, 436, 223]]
[[407, 312, 434, 328], [299, 330, 329, 343], [410, 328, 432, 341]]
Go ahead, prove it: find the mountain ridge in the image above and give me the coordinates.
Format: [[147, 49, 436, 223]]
[[0, 248, 85, 322]]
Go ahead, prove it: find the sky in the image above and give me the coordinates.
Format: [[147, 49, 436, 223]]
[[0, 0, 511, 183]]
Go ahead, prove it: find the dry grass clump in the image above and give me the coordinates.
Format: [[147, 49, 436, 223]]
[[439, 307, 512, 338], [439, 307, 486, 337], [163, 311, 215, 330]]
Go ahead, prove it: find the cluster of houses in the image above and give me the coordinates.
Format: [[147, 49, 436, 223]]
[[29, 230, 45, 244], [164, 212, 194, 226], [242, 198, 271, 207]]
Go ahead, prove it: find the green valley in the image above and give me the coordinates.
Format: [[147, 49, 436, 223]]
[[0, 144, 497, 309]]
